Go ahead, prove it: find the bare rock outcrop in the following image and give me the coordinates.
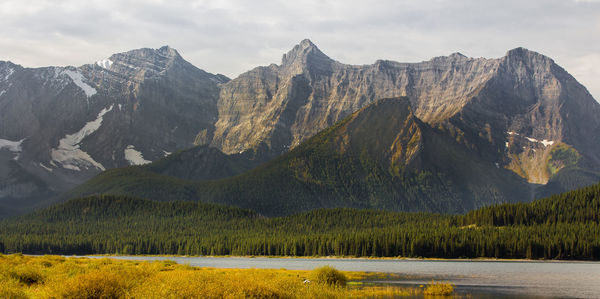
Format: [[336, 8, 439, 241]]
[[212, 41, 600, 186]]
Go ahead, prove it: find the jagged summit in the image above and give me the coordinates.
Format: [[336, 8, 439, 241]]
[[157, 45, 180, 58], [89, 46, 183, 72], [114, 45, 182, 59], [104, 46, 183, 70], [503, 47, 554, 64], [281, 39, 333, 69], [449, 52, 467, 59], [95, 45, 230, 84], [94, 45, 201, 80], [426, 52, 474, 65], [0, 61, 19, 80], [505, 47, 535, 56], [0, 60, 18, 69]]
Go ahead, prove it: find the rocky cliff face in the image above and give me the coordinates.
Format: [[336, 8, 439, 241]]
[[0, 47, 227, 214], [448, 48, 600, 185], [211, 40, 501, 155], [212, 40, 600, 188]]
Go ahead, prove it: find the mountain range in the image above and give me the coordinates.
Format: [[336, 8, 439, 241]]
[[1, 39, 599, 216]]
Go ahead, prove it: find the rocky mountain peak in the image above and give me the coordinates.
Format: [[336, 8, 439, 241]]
[[428, 52, 472, 64], [503, 47, 554, 67], [0, 61, 18, 80], [280, 39, 334, 71], [0, 60, 15, 69], [102, 46, 186, 77], [157, 45, 180, 58], [449, 52, 467, 59], [116, 45, 181, 60], [505, 47, 536, 57]]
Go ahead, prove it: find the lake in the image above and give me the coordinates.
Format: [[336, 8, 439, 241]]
[[87, 256, 600, 298]]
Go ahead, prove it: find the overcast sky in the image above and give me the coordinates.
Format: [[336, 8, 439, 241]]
[[1, 0, 598, 101]]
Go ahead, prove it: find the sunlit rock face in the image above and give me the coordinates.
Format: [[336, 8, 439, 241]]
[[213, 41, 600, 187]]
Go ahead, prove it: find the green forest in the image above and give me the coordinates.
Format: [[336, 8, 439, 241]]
[[1, 183, 599, 260]]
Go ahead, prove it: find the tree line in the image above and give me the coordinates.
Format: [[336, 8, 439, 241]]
[[0, 182, 599, 260]]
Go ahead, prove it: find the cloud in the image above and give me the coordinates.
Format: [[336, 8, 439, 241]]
[[0, 0, 598, 100], [563, 54, 600, 101]]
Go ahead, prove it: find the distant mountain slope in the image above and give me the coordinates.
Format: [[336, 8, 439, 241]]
[[0, 47, 228, 215], [140, 145, 264, 181], [65, 98, 531, 216]]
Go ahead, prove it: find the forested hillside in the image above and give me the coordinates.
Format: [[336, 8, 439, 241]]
[[1, 183, 599, 260]]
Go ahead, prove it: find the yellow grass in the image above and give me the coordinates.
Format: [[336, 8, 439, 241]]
[[0, 254, 453, 298], [423, 280, 455, 296]]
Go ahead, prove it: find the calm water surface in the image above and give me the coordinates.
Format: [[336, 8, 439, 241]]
[[88, 256, 600, 298]]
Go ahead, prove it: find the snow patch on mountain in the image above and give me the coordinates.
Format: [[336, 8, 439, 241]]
[[3, 68, 14, 81], [124, 145, 151, 165], [507, 132, 555, 147], [525, 136, 555, 147], [39, 163, 53, 172], [62, 69, 97, 98], [0, 90, 5, 97], [0, 138, 23, 152], [0, 138, 24, 160], [51, 105, 113, 171], [525, 137, 538, 143], [96, 59, 113, 70]]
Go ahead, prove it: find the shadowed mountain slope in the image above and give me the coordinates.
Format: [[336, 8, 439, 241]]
[[64, 98, 531, 216]]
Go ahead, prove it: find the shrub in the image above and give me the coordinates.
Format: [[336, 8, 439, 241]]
[[310, 266, 347, 286], [50, 270, 126, 299], [9, 267, 45, 286], [351, 286, 415, 298], [0, 279, 29, 299], [40, 261, 52, 268], [423, 280, 454, 296]]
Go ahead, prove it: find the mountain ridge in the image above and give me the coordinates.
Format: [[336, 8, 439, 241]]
[[0, 46, 228, 215], [1, 40, 599, 216], [212, 41, 599, 164]]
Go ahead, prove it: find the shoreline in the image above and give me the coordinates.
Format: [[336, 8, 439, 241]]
[[75, 254, 600, 263], [7, 252, 599, 298]]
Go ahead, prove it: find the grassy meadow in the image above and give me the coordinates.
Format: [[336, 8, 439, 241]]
[[0, 254, 454, 298]]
